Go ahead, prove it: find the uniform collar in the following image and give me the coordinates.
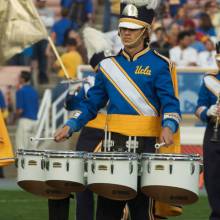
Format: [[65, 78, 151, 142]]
[[121, 46, 150, 62]]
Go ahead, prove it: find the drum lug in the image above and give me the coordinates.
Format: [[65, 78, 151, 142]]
[[46, 160, 50, 171], [111, 164, 114, 174], [129, 161, 133, 174], [84, 160, 88, 172], [191, 163, 195, 175], [66, 160, 70, 171], [15, 158, 18, 168], [169, 164, 173, 174], [147, 161, 151, 173], [21, 158, 25, 169], [138, 162, 142, 176], [199, 163, 203, 174], [41, 159, 45, 170], [91, 162, 95, 174]]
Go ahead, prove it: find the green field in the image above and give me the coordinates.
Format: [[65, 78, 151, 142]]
[[0, 190, 210, 220]]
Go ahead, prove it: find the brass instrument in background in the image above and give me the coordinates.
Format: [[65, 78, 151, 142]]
[[210, 93, 220, 142]]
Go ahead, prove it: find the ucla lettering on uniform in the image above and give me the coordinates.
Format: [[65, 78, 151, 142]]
[[135, 65, 151, 76]]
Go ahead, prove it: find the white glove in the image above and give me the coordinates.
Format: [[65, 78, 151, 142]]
[[207, 105, 218, 117], [68, 84, 81, 95]]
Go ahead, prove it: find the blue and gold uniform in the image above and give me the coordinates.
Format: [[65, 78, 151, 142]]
[[59, 0, 181, 219], [195, 70, 220, 220], [66, 48, 181, 137], [64, 47, 181, 220]]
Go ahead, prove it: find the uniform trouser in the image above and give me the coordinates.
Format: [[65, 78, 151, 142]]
[[96, 136, 156, 220], [15, 118, 37, 149], [203, 123, 220, 220], [96, 187, 155, 220], [48, 127, 104, 220]]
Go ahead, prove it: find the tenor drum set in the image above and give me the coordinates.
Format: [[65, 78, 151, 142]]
[[16, 139, 202, 205]]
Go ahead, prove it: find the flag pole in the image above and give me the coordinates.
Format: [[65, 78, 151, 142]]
[[30, 0, 71, 79], [47, 36, 71, 79]]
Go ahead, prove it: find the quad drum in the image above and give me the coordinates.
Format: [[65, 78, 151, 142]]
[[86, 152, 138, 200], [16, 149, 68, 199], [16, 149, 201, 205], [45, 150, 86, 193], [140, 153, 201, 205]]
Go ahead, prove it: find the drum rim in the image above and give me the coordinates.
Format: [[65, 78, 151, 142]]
[[16, 149, 45, 156], [45, 150, 85, 158], [141, 153, 201, 161], [87, 152, 138, 160]]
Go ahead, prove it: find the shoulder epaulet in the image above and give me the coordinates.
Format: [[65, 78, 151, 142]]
[[152, 50, 174, 72]]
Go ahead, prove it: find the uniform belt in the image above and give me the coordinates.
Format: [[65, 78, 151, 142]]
[[103, 132, 156, 153]]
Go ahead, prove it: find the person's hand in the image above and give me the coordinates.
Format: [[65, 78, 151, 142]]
[[54, 126, 71, 142], [159, 127, 174, 147], [217, 105, 220, 117], [68, 84, 81, 95], [207, 104, 218, 117]]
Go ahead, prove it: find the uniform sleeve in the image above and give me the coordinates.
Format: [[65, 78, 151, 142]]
[[16, 90, 24, 110], [65, 88, 85, 111], [154, 62, 181, 132], [0, 91, 6, 109], [85, 0, 93, 14], [195, 80, 211, 122], [65, 70, 108, 130]]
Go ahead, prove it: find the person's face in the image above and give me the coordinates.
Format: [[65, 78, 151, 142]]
[[155, 29, 164, 41], [170, 24, 180, 35], [19, 76, 24, 85], [119, 28, 145, 48], [37, 1, 46, 8], [68, 31, 81, 46], [180, 36, 191, 48], [205, 40, 215, 51]]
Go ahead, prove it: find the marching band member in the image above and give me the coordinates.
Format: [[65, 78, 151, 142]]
[[54, 0, 181, 219], [195, 42, 220, 220]]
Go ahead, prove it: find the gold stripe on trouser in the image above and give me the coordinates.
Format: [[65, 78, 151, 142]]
[[93, 141, 102, 153], [148, 198, 155, 220], [154, 128, 182, 218]]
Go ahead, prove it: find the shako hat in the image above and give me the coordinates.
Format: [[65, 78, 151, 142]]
[[119, 0, 160, 29]]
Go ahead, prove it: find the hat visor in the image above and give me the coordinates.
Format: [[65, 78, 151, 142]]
[[118, 22, 144, 30]]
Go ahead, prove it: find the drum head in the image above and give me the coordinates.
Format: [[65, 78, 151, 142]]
[[45, 150, 85, 158], [141, 153, 201, 161], [17, 181, 69, 200], [16, 149, 45, 156], [88, 183, 137, 201], [87, 152, 138, 161], [46, 180, 85, 193], [141, 186, 198, 205]]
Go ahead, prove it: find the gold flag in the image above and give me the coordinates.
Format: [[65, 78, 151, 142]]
[[0, 110, 14, 166], [0, 0, 47, 65]]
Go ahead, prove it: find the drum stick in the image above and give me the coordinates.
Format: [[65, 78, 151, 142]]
[[155, 142, 166, 150], [60, 79, 86, 84], [30, 137, 55, 142]]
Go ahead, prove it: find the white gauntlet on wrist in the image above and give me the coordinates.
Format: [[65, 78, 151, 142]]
[[207, 105, 218, 117]]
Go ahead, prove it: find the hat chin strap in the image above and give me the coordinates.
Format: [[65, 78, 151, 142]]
[[122, 27, 147, 47]]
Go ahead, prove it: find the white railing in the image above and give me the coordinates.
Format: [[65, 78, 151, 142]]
[[34, 89, 52, 147], [51, 90, 68, 134], [33, 88, 69, 148]]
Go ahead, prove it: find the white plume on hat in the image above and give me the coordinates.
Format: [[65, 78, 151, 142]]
[[121, 0, 160, 9], [83, 27, 113, 60]]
